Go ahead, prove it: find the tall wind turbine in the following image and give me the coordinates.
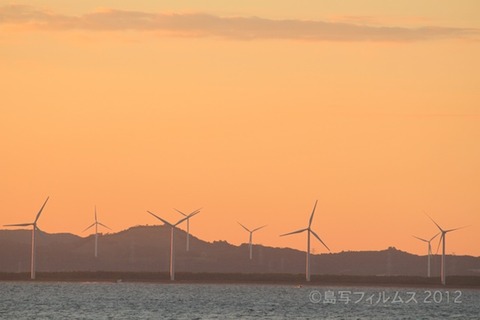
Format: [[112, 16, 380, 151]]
[[280, 200, 330, 282], [238, 222, 266, 260], [4, 197, 49, 280], [412, 233, 439, 277], [427, 214, 467, 285], [83, 206, 111, 258], [174, 208, 201, 251], [147, 210, 198, 281]]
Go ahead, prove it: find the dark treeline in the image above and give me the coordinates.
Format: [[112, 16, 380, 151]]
[[1, 272, 480, 288]]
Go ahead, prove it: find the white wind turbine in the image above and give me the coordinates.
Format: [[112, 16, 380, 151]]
[[412, 233, 439, 278], [238, 222, 267, 260], [83, 206, 111, 258], [280, 200, 330, 282], [426, 214, 467, 285], [147, 210, 198, 281], [4, 197, 49, 280], [174, 208, 201, 251]]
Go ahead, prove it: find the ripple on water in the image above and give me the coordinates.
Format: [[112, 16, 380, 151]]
[[0, 282, 479, 319]]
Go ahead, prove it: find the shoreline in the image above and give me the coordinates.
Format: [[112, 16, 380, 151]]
[[1, 272, 479, 289]]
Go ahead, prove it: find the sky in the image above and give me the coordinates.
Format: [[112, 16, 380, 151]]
[[1, 1, 479, 257]]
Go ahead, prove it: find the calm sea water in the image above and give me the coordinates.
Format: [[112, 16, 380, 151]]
[[0, 282, 478, 319]]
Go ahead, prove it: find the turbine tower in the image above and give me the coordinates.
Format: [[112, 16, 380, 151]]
[[412, 233, 439, 277], [280, 200, 330, 282], [147, 210, 198, 281], [174, 208, 201, 251], [238, 222, 266, 260], [4, 197, 49, 280], [427, 214, 467, 285], [83, 206, 111, 258]]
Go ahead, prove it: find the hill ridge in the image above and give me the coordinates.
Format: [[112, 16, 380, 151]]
[[1, 226, 479, 276]]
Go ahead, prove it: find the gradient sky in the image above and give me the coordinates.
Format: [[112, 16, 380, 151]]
[[1, 1, 479, 257]]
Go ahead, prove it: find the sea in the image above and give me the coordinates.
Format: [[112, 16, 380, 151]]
[[0, 282, 478, 319]]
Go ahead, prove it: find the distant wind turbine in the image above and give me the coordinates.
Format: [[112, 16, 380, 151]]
[[280, 200, 330, 282], [4, 197, 49, 280], [83, 206, 111, 258], [426, 214, 468, 285], [412, 233, 439, 277], [174, 208, 201, 251], [147, 210, 198, 281], [238, 222, 266, 260]]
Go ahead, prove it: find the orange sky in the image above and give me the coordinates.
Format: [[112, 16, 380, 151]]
[[1, 1, 479, 256]]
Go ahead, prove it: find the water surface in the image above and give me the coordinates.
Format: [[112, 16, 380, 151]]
[[0, 282, 478, 319]]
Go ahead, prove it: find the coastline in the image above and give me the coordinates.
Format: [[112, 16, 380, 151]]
[[1, 272, 479, 289]]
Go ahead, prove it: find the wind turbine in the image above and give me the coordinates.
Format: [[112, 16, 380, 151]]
[[412, 233, 439, 277], [147, 210, 198, 281], [174, 208, 201, 251], [426, 214, 467, 285], [4, 197, 49, 280], [280, 200, 330, 282], [82, 206, 111, 258], [238, 222, 266, 260]]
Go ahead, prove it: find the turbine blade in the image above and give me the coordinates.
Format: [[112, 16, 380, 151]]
[[280, 228, 308, 237], [310, 229, 331, 252], [445, 225, 470, 233], [174, 215, 189, 227], [186, 211, 200, 219], [95, 206, 97, 222], [173, 208, 188, 217], [187, 208, 202, 216], [238, 222, 251, 232], [424, 212, 443, 232], [82, 223, 96, 232], [4, 223, 33, 227], [34, 197, 49, 223], [308, 200, 318, 228], [252, 225, 267, 232], [429, 232, 440, 242], [147, 211, 173, 227], [435, 233, 444, 254], [412, 235, 428, 242], [98, 222, 112, 230], [175, 208, 201, 217]]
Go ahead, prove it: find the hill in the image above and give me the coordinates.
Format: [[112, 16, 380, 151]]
[[1, 226, 479, 277]]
